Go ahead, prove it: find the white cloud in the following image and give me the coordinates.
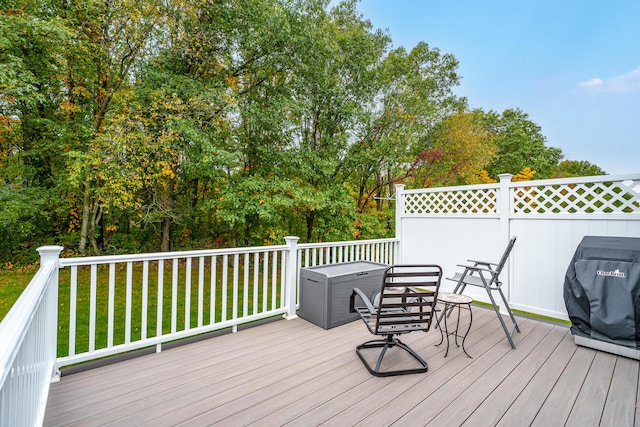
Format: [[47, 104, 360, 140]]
[[579, 66, 640, 93], [579, 77, 603, 87]]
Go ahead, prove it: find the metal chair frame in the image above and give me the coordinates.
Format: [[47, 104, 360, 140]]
[[445, 236, 520, 349], [350, 265, 442, 377]]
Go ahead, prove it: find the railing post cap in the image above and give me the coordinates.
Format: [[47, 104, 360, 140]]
[[284, 236, 299, 242], [498, 173, 513, 182], [37, 246, 64, 257]]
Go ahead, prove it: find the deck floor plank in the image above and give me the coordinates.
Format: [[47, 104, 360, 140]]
[[495, 327, 578, 427], [44, 306, 640, 427], [92, 321, 364, 426], [461, 325, 569, 426], [601, 356, 639, 427], [347, 310, 507, 427], [413, 320, 547, 426], [565, 351, 617, 427], [144, 338, 362, 426], [530, 344, 597, 426]]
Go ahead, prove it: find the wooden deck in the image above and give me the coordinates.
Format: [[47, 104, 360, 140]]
[[44, 307, 640, 426]]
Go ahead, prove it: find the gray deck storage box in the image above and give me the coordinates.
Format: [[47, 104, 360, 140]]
[[299, 261, 387, 329]]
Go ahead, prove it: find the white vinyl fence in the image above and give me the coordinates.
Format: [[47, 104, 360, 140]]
[[396, 173, 640, 320]]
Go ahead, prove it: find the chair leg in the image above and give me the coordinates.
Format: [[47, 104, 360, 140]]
[[356, 335, 429, 377], [452, 281, 520, 349], [484, 286, 519, 349], [497, 287, 521, 333]]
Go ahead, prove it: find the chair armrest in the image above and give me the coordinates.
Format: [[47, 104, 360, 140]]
[[350, 287, 377, 314], [456, 264, 496, 275], [467, 259, 497, 268]]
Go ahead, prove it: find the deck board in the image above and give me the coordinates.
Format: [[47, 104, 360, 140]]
[[404, 318, 545, 426], [530, 344, 597, 426], [601, 356, 639, 427], [565, 351, 617, 427], [44, 306, 640, 426], [495, 327, 578, 426], [298, 309, 502, 427], [461, 325, 569, 426]]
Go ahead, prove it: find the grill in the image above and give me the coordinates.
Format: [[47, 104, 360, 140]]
[[564, 235, 640, 359]]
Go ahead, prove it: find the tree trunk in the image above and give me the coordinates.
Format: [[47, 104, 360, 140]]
[[89, 204, 102, 255], [375, 173, 383, 211], [78, 178, 92, 255], [161, 216, 172, 252], [160, 179, 175, 252], [305, 210, 315, 242]]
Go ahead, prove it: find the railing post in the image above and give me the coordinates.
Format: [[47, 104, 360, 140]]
[[498, 174, 513, 315], [283, 236, 300, 320], [395, 184, 405, 264], [37, 245, 63, 382]]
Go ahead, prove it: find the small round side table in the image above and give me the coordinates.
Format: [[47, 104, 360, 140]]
[[435, 293, 473, 358]]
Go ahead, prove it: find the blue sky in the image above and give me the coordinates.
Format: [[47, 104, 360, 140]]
[[343, 0, 640, 175]]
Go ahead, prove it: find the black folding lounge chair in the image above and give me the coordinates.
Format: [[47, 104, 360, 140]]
[[350, 265, 442, 377], [445, 236, 520, 349]]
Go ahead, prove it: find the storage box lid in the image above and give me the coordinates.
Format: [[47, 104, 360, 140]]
[[302, 261, 387, 277]]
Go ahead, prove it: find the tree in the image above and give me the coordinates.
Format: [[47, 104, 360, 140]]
[[552, 160, 606, 178], [67, 0, 169, 255], [410, 109, 497, 187], [0, 1, 79, 255], [272, 1, 371, 240], [1, 0, 171, 255], [348, 41, 465, 209], [484, 109, 563, 180], [5, 0, 601, 266]]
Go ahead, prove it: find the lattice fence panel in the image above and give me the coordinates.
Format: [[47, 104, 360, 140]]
[[513, 179, 640, 214], [404, 188, 498, 214]]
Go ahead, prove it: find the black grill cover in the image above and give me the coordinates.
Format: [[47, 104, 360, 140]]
[[564, 236, 640, 348]]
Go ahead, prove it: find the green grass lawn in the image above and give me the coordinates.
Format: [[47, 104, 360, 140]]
[[0, 270, 33, 320], [1, 261, 282, 359]]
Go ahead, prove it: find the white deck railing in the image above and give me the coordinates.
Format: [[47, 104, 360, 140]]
[[53, 237, 396, 367], [0, 237, 397, 425], [0, 247, 62, 427]]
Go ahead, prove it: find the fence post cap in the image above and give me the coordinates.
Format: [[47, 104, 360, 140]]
[[37, 246, 64, 262]]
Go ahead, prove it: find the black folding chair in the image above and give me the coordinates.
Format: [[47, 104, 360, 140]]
[[350, 265, 442, 377], [445, 236, 520, 349]]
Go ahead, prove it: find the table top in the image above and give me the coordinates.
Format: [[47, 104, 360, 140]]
[[437, 293, 473, 304]]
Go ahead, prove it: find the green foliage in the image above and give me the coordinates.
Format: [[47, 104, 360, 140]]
[[484, 109, 564, 180], [411, 109, 497, 187], [0, 183, 55, 264], [0, 0, 605, 267], [553, 160, 607, 178]]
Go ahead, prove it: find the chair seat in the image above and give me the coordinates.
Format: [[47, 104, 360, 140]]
[[447, 272, 497, 289]]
